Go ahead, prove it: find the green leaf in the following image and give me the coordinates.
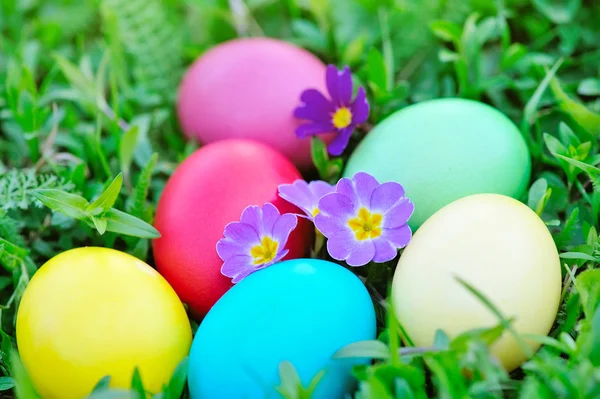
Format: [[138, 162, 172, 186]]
[[119, 126, 139, 181], [553, 154, 600, 189], [341, 34, 367, 66], [91, 216, 108, 235], [438, 48, 460, 63], [527, 178, 551, 216], [450, 322, 506, 351], [32, 189, 90, 220], [575, 269, 600, 318], [502, 43, 527, 69], [163, 357, 188, 399], [53, 54, 97, 105], [550, 76, 600, 137], [430, 20, 461, 43], [290, 20, 328, 53], [88, 173, 123, 215], [558, 122, 580, 147], [555, 207, 580, 249], [129, 153, 158, 221], [454, 276, 532, 357], [559, 252, 598, 262], [578, 78, 600, 96], [86, 389, 133, 399], [532, 0, 581, 24], [365, 48, 387, 92], [333, 340, 391, 360], [275, 361, 302, 399], [578, 305, 600, 365], [91, 376, 112, 392], [0, 376, 15, 391], [131, 368, 145, 399], [10, 349, 39, 399], [103, 208, 160, 239], [433, 329, 450, 349], [523, 58, 564, 126], [0, 330, 12, 369], [310, 137, 341, 183]]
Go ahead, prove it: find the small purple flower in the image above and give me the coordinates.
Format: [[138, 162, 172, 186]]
[[314, 172, 414, 267], [278, 179, 335, 220], [217, 203, 298, 283], [294, 65, 369, 156]]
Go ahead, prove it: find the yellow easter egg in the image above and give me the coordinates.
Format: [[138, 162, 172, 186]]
[[391, 194, 561, 371], [16, 247, 192, 399]]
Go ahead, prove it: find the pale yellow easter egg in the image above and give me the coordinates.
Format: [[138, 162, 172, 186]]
[[391, 193, 561, 371]]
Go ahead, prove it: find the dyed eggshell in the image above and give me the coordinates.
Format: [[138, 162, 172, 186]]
[[187, 258, 376, 399], [153, 139, 313, 318], [392, 194, 561, 371], [344, 98, 531, 230], [177, 37, 335, 170], [16, 247, 192, 399]]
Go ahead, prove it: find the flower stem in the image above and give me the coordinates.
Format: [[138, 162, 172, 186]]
[[313, 228, 325, 255]]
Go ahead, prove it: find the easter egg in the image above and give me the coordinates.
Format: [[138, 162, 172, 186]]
[[176, 37, 334, 169], [344, 98, 531, 229], [187, 258, 376, 399], [15, 247, 192, 399], [391, 194, 561, 371], [153, 139, 313, 318]]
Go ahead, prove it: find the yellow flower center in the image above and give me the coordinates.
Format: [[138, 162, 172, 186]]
[[347, 207, 383, 241], [332, 107, 353, 129], [311, 208, 320, 217], [250, 236, 279, 265]]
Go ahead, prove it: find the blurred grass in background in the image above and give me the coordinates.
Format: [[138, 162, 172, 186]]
[[1, 0, 600, 398]]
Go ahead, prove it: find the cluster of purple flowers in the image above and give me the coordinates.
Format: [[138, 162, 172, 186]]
[[216, 65, 414, 283]]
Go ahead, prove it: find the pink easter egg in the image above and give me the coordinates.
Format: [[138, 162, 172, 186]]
[[176, 37, 334, 170]]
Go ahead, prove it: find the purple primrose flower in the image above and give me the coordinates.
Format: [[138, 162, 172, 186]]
[[314, 172, 414, 267], [217, 203, 298, 283], [294, 65, 369, 156], [278, 179, 335, 220]]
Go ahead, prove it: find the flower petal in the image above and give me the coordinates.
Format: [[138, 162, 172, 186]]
[[216, 238, 246, 261], [353, 172, 379, 208], [309, 180, 335, 200], [221, 255, 255, 283], [295, 89, 334, 120], [239, 205, 261, 231], [222, 221, 260, 245], [382, 224, 412, 248], [383, 198, 414, 228], [372, 238, 398, 263], [326, 65, 353, 106], [278, 180, 314, 217], [314, 212, 346, 237], [271, 249, 289, 264], [335, 177, 359, 206], [318, 192, 355, 218], [326, 228, 356, 260], [370, 181, 406, 212], [295, 122, 335, 139], [260, 203, 281, 236], [327, 126, 354, 156], [351, 87, 370, 124], [346, 241, 376, 267], [271, 213, 298, 247], [326, 229, 375, 266]]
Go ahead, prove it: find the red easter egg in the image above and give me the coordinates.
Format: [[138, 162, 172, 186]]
[[153, 139, 313, 318], [176, 37, 335, 170]]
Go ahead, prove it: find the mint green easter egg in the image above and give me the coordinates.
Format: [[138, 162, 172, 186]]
[[344, 98, 531, 230]]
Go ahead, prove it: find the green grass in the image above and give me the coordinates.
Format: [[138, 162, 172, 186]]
[[1, 0, 600, 397]]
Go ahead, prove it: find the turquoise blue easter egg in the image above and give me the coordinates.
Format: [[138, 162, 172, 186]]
[[344, 98, 531, 230], [187, 259, 376, 399]]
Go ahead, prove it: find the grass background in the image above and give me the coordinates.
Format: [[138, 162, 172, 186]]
[[1, 0, 600, 397]]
